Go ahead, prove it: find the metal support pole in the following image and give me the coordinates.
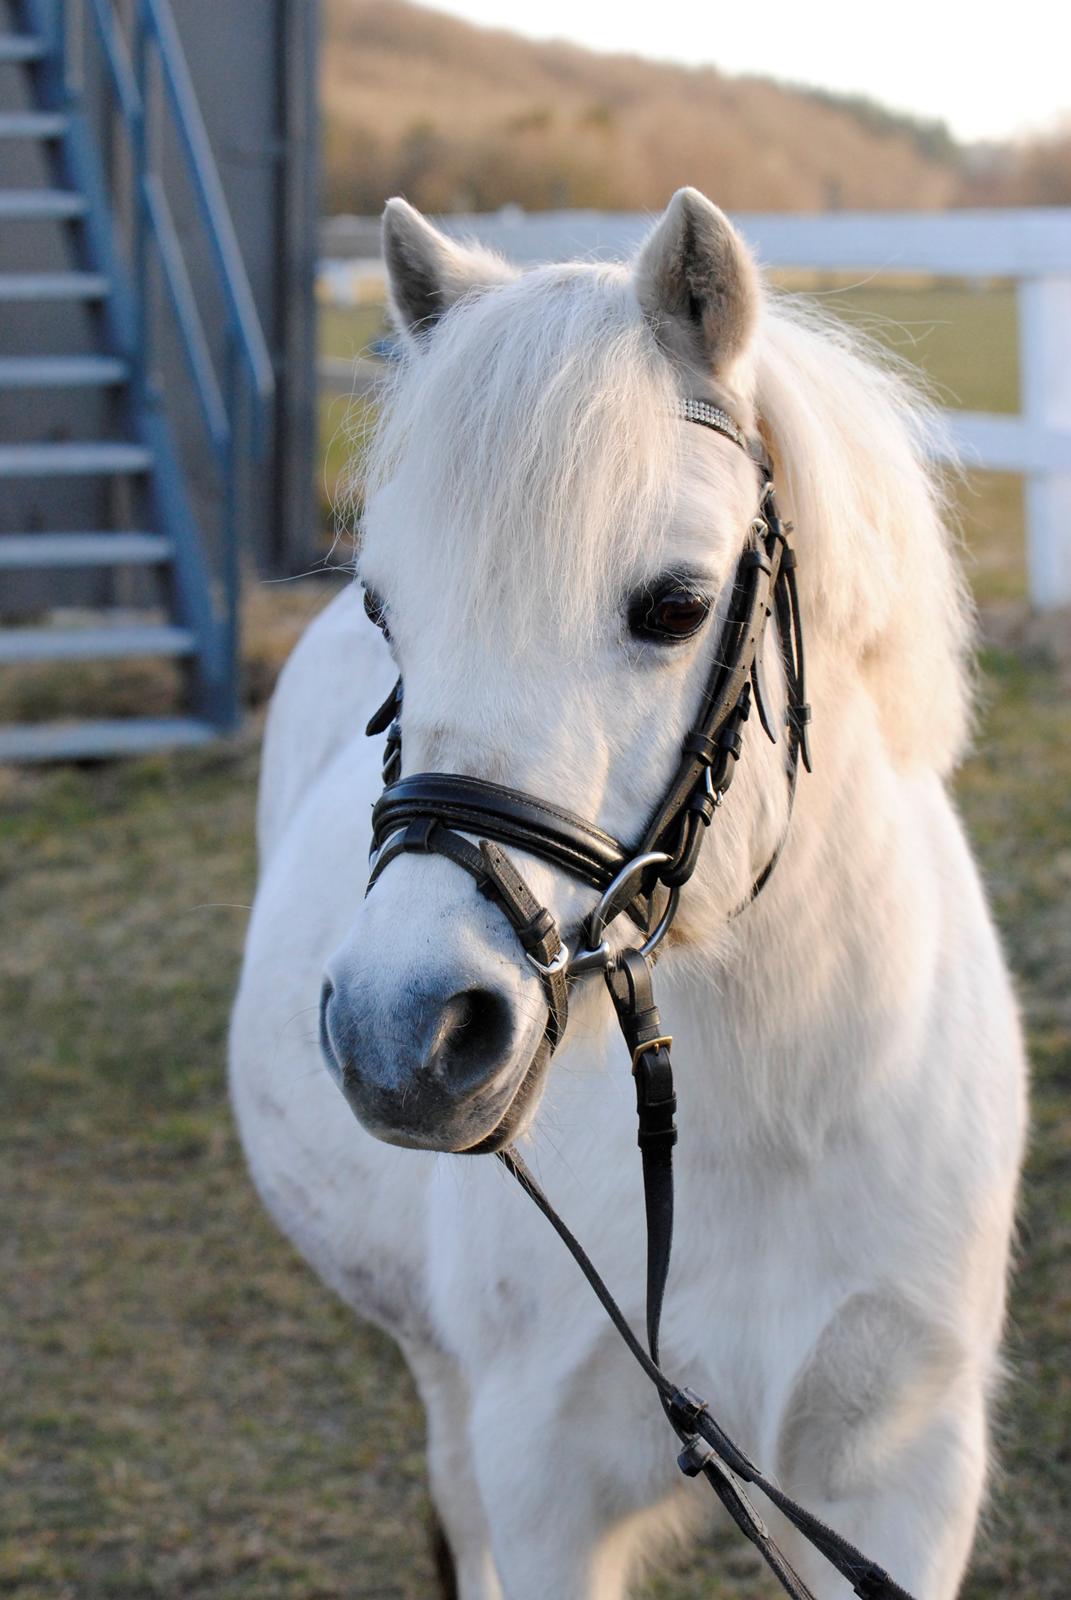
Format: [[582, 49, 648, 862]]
[[221, 331, 243, 728], [1020, 275, 1071, 609], [130, 0, 151, 412], [49, 0, 67, 89]]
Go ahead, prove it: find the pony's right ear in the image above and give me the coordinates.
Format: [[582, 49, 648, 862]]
[[382, 198, 517, 343], [634, 188, 760, 382]]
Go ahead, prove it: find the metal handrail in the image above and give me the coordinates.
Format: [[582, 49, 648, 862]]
[[79, 0, 273, 446], [30, 0, 281, 727], [142, 0, 274, 422]]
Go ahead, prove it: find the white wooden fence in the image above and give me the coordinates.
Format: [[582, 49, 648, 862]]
[[321, 208, 1071, 609]]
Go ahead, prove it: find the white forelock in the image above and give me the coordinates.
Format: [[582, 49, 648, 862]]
[[355, 250, 972, 774], [358, 263, 681, 653]]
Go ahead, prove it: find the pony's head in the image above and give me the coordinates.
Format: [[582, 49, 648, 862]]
[[319, 188, 971, 1153]]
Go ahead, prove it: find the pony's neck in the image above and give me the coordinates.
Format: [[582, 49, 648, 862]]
[[664, 668, 940, 1157]]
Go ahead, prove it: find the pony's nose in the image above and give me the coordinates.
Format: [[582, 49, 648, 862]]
[[420, 986, 514, 1090], [318, 969, 520, 1148]]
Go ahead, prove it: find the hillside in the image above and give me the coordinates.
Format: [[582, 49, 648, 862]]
[[323, 0, 959, 214]]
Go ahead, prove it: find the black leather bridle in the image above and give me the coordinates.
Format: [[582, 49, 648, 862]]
[[362, 400, 916, 1600]]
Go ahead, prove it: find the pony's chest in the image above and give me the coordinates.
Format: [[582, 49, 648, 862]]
[[424, 1089, 854, 1433]]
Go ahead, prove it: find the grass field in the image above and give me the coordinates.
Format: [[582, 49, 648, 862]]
[[2, 284, 1068, 1598]]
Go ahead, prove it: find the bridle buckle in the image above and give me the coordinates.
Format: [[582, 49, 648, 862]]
[[525, 944, 570, 979], [631, 1035, 672, 1071]]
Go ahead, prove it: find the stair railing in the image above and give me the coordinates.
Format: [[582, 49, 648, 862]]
[[32, 0, 275, 727]]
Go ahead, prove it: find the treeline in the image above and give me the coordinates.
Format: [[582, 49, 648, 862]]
[[323, 0, 956, 215], [322, 0, 1069, 216], [962, 132, 1071, 206]]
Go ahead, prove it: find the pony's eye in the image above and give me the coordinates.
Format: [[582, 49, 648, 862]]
[[629, 587, 711, 644], [363, 587, 391, 641]]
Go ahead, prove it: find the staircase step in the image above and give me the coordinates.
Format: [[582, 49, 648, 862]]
[[0, 35, 46, 63], [0, 533, 172, 569], [0, 442, 152, 477], [0, 624, 196, 664], [0, 189, 88, 220], [0, 717, 220, 764], [0, 356, 129, 388], [0, 272, 110, 301], [0, 112, 68, 138]]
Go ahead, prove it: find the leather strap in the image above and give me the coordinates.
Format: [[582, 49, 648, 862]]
[[499, 1119, 915, 1600], [367, 817, 569, 1053], [373, 772, 630, 893], [497, 939, 915, 1600], [607, 951, 676, 1361]]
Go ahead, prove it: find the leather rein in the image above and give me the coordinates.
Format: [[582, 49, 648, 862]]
[[362, 400, 916, 1600]]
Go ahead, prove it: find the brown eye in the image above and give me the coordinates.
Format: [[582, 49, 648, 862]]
[[363, 586, 391, 641], [629, 587, 711, 643]]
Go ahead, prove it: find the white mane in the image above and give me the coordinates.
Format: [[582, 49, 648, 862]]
[[754, 298, 973, 774], [358, 258, 972, 774]]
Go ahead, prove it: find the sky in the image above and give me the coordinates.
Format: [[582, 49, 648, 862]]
[[420, 0, 1067, 146]]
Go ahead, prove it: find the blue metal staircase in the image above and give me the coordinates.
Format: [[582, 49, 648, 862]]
[[0, 0, 274, 763]]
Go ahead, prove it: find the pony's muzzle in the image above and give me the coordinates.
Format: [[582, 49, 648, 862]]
[[318, 965, 526, 1151]]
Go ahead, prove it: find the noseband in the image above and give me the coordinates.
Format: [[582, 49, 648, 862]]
[[362, 401, 915, 1600]]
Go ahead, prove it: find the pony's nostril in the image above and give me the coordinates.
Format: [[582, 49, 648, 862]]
[[424, 986, 513, 1088], [319, 977, 339, 1070]]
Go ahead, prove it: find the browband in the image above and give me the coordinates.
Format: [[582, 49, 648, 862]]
[[674, 396, 749, 452]]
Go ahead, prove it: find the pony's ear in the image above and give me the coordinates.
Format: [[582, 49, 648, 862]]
[[634, 188, 760, 380], [382, 197, 517, 342]]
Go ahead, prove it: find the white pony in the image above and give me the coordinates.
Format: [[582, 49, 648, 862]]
[[230, 189, 1026, 1599]]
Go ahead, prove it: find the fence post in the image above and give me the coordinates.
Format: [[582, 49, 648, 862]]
[[1019, 275, 1071, 609]]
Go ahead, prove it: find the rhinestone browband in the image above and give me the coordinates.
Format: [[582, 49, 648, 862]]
[[674, 397, 747, 453]]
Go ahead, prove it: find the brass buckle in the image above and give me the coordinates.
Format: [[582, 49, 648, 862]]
[[631, 1035, 672, 1070]]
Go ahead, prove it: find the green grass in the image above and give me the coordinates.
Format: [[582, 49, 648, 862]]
[[793, 281, 1019, 414], [0, 717, 442, 1599], [318, 306, 387, 538], [800, 283, 1026, 605], [319, 303, 390, 367]]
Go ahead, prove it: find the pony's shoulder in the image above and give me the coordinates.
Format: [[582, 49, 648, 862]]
[[256, 584, 394, 864]]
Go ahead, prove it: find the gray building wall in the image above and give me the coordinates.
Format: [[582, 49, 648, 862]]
[[0, 0, 319, 603]]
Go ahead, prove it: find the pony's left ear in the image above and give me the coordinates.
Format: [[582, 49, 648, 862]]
[[382, 197, 517, 344], [634, 188, 760, 380]]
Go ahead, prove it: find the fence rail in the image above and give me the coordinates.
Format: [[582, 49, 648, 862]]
[[321, 208, 1071, 610]]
